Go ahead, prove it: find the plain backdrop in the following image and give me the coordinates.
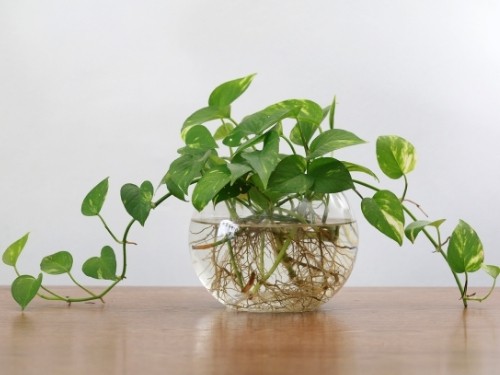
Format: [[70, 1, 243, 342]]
[[1, 0, 499, 290]]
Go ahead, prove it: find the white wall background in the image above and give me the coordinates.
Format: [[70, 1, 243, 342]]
[[1, 0, 499, 289]]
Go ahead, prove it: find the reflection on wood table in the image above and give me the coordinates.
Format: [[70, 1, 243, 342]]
[[1, 287, 498, 375]]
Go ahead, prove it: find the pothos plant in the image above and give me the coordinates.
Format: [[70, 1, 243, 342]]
[[2, 74, 499, 310]]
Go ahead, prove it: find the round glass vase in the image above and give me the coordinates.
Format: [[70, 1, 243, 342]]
[[189, 193, 358, 312]]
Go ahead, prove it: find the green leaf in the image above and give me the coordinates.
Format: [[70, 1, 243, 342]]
[[181, 106, 229, 139], [308, 129, 366, 159], [289, 120, 320, 147], [11, 274, 43, 310], [233, 133, 267, 155], [208, 74, 256, 108], [121, 181, 154, 226], [227, 163, 252, 185], [248, 186, 272, 212], [376, 135, 417, 179], [163, 150, 211, 200], [361, 190, 405, 245], [214, 121, 235, 140], [283, 99, 324, 124], [308, 157, 354, 193], [482, 264, 500, 279], [3, 233, 30, 267], [342, 161, 379, 181], [40, 251, 73, 275], [223, 106, 292, 147], [224, 99, 323, 147], [328, 96, 336, 130], [240, 131, 280, 188], [192, 165, 232, 211], [82, 246, 118, 281], [214, 179, 250, 204], [405, 219, 446, 243], [185, 125, 218, 151], [81, 177, 109, 216], [447, 220, 484, 273], [267, 155, 312, 198]]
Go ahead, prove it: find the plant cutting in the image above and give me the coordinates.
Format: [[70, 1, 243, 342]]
[[3, 74, 499, 311]]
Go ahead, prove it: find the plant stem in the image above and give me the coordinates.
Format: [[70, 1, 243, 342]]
[[280, 133, 297, 155], [191, 236, 231, 250], [68, 271, 105, 302], [402, 205, 467, 307], [39, 286, 68, 300], [98, 214, 126, 244], [26, 186, 174, 307], [464, 277, 497, 302], [227, 239, 244, 290], [120, 219, 136, 280], [37, 279, 122, 303], [401, 175, 409, 201], [353, 179, 467, 307], [251, 237, 292, 295], [153, 192, 172, 208]]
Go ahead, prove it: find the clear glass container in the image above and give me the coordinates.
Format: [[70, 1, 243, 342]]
[[189, 193, 358, 312]]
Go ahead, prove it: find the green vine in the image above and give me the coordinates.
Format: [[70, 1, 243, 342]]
[[2, 74, 499, 310]]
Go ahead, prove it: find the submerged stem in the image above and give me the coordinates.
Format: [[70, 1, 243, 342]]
[[251, 237, 292, 295]]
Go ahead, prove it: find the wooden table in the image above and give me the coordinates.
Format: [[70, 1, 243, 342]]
[[1, 287, 498, 375]]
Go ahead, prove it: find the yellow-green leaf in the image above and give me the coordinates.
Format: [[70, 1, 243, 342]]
[[11, 274, 43, 310], [308, 129, 366, 159], [376, 136, 417, 179], [192, 165, 232, 211], [447, 220, 484, 273], [82, 246, 118, 281], [40, 251, 73, 275], [208, 74, 256, 108], [361, 190, 405, 245], [405, 219, 446, 243], [2, 233, 30, 267], [81, 177, 109, 216]]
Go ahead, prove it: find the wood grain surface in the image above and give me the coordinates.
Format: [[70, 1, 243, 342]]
[[1, 287, 498, 375]]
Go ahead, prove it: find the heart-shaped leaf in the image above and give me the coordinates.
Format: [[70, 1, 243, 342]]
[[223, 106, 292, 147], [208, 74, 255, 108], [361, 190, 405, 245], [163, 150, 212, 200], [405, 219, 446, 243], [11, 274, 43, 310], [267, 155, 312, 199], [82, 246, 118, 281], [3, 233, 30, 267], [181, 106, 230, 139], [214, 179, 250, 204], [447, 220, 484, 273], [40, 251, 73, 275], [342, 161, 379, 181], [281, 99, 325, 124], [192, 165, 232, 211], [213, 121, 235, 140], [227, 163, 252, 185], [308, 129, 366, 159], [482, 264, 500, 279], [121, 181, 154, 226], [289, 120, 321, 147], [185, 125, 218, 151], [81, 177, 109, 216], [376, 135, 417, 179], [308, 157, 354, 193], [240, 131, 280, 188]]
